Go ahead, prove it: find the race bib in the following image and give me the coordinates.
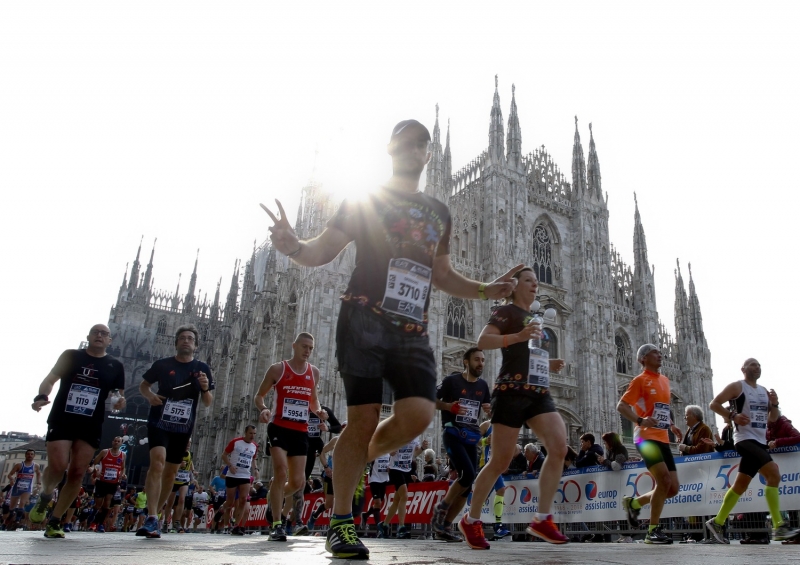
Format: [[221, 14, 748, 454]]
[[176, 470, 191, 483], [455, 399, 480, 425], [376, 456, 389, 473], [161, 398, 193, 425], [528, 348, 550, 388], [15, 479, 31, 491], [308, 416, 321, 438], [396, 447, 413, 470], [103, 468, 118, 481], [750, 402, 769, 429], [381, 258, 431, 322], [652, 402, 671, 429], [65, 383, 100, 416], [282, 398, 309, 422], [236, 453, 253, 469]]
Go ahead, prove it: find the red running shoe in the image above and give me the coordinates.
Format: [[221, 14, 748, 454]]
[[527, 515, 569, 544], [458, 516, 490, 550]]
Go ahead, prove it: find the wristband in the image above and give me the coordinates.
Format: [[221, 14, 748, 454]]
[[772, 403, 780, 408], [34, 394, 48, 402], [637, 417, 643, 425], [478, 283, 488, 300], [287, 243, 303, 258], [200, 388, 209, 393], [449, 403, 461, 415]]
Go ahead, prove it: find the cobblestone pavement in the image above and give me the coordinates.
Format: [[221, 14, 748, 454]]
[[2, 532, 800, 565]]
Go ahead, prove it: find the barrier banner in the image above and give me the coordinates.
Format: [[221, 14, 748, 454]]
[[496, 446, 800, 524], [300, 481, 449, 527]]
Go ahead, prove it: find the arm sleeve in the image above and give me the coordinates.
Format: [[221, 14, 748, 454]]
[[223, 439, 237, 454], [51, 350, 75, 377], [142, 362, 159, 384], [619, 377, 642, 411], [204, 363, 215, 390], [324, 407, 343, 434], [115, 361, 126, 390], [436, 377, 451, 402], [775, 424, 800, 447]]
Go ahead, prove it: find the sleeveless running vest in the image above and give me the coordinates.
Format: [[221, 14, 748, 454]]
[[98, 450, 125, 484], [733, 379, 770, 445], [13, 462, 36, 493], [271, 360, 315, 433]]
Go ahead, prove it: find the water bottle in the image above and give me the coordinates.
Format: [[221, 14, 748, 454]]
[[528, 315, 550, 388], [109, 390, 121, 414]]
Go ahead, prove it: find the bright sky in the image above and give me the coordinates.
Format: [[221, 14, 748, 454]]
[[2, 2, 798, 436]]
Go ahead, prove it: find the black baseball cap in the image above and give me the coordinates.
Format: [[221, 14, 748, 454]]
[[390, 119, 431, 142]]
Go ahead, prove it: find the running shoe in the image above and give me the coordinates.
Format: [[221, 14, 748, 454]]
[[136, 516, 161, 538], [230, 526, 245, 536], [493, 523, 511, 539], [326, 520, 369, 560], [29, 496, 50, 524], [44, 520, 65, 539], [376, 522, 387, 539], [294, 524, 309, 536], [644, 526, 672, 544], [704, 518, 729, 544], [97, 524, 105, 533], [269, 524, 287, 541], [433, 524, 463, 542], [527, 515, 568, 544], [458, 516, 490, 550], [63, 523, 72, 533], [622, 496, 640, 528], [430, 501, 448, 534], [773, 523, 800, 541], [397, 525, 411, 539]]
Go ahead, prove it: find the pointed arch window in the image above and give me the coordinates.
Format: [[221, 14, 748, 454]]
[[542, 328, 558, 358], [532, 225, 553, 284], [446, 298, 467, 339], [615, 334, 630, 374], [156, 317, 167, 336]]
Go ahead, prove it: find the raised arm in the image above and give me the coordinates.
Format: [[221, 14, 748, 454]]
[[432, 257, 520, 300], [260, 200, 352, 267]]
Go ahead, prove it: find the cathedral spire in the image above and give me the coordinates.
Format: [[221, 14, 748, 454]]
[[223, 259, 240, 324], [633, 193, 651, 278], [587, 122, 602, 200], [571, 116, 587, 197], [488, 75, 505, 163], [425, 104, 444, 200], [674, 259, 693, 343], [117, 262, 129, 305], [128, 235, 143, 291], [211, 277, 222, 322], [687, 262, 706, 344], [442, 118, 452, 198], [142, 238, 157, 294], [184, 249, 199, 314], [241, 242, 257, 312], [506, 83, 522, 168], [173, 273, 182, 310]]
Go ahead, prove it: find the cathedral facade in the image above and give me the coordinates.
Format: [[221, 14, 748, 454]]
[[106, 80, 712, 483]]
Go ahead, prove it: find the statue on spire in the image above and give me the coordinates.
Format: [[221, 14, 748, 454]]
[[436, 103, 439, 119], [512, 83, 515, 95], [495, 74, 498, 88]]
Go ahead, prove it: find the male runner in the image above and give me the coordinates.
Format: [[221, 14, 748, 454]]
[[89, 436, 126, 532], [164, 448, 193, 533], [29, 324, 126, 538], [191, 485, 209, 533], [137, 324, 214, 538], [6, 449, 41, 529], [254, 332, 324, 541], [262, 118, 517, 559], [307, 433, 338, 532], [221, 425, 259, 535], [364, 453, 390, 536], [617, 344, 683, 544], [705, 358, 800, 543], [378, 437, 422, 539], [289, 403, 343, 535], [431, 347, 490, 542]]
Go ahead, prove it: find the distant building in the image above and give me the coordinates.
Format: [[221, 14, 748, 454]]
[[0, 438, 47, 490], [104, 79, 712, 483]]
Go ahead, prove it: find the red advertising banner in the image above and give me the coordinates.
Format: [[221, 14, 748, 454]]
[[206, 481, 449, 529], [300, 481, 448, 527]]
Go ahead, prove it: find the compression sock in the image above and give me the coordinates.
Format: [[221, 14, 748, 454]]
[[648, 524, 658, 533], [493, 495, 504, 522], [764, 486, 782, 527], [714, 488, 743, 525], [330, 513, 353, 527]]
